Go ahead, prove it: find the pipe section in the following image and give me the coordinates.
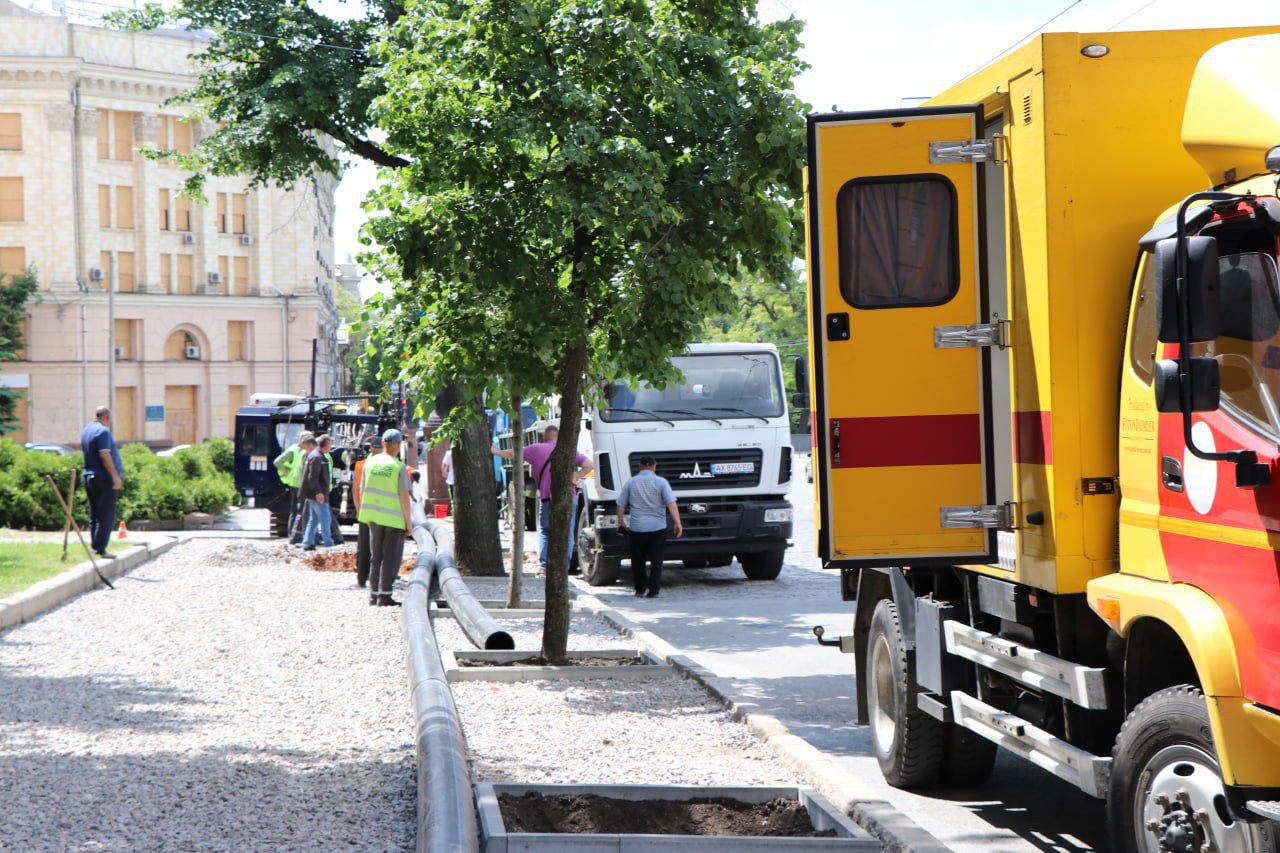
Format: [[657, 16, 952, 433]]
[[402, 523, 479, 853], [426, 520, 515, 651]]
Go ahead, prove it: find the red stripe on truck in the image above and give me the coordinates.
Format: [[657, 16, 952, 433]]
[[829, 414, 981, 468]]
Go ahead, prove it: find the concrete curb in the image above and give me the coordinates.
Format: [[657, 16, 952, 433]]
[[443, 647, 672, 683], [571, 587, 949, 853], [0, 536, 181, 632]]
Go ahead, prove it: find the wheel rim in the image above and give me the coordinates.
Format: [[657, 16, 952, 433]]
[[1134, 743, 1256, 853], [869, 632, 897, 755]]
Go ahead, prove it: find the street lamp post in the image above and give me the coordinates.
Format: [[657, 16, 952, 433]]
[[107, 251, 115, 415], [270, 287, 296, 393]]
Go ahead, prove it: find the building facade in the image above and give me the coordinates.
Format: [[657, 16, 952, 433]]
[[0, 0, 342, 446]]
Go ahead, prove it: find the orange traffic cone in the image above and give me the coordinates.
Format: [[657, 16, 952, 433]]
[[117, 521, 127, 539]]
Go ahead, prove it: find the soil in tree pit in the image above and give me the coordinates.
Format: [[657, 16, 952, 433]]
[[457, 656, 647, 667], [499, 792, 836, 837]]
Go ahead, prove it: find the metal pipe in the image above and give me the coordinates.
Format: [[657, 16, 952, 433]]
[[402, 523, 480, 853], [425, 520, 514, 651], [107, 252, 115, 415]]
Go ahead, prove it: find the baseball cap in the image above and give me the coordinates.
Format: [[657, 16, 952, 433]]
[[382, 428, 404, 443]]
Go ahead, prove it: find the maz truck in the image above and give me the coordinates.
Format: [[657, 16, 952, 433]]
[[806, 28, 1280, 852], [574, 342, 795, 586]]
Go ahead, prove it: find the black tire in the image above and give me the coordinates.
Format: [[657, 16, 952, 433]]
[[682, 558, 710, 569], [576, 503, 620, 586], [1108, 684, 1279, 853], [738, 549, 784, 580], [942, 727, 997, 788], [866, 599, 945, 788], [269, 512, 289, 538]]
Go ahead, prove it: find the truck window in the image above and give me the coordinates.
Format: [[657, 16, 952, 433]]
[[603, 352, 784, 423], [1128, 254, 1157, 385], [836, 175, 959, 309], [237, 423, 272, 456]]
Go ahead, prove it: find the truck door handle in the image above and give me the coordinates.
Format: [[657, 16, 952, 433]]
[[1161, 456, 1183, 492]]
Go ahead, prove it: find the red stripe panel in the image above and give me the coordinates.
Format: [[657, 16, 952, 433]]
[[1013, 410, 1052, 465], [830, 414, 981, 468]]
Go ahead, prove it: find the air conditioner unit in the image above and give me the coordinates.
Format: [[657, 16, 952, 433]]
[[89, 267, 104, 281], [182, 233, 196, 245], [239, 234, 254, 246], [113, 346, 125, 357], [208, 272, 223, 285], [185, 345, 201, 359]]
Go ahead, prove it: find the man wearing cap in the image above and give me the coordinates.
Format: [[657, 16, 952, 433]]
[[358, 429, 413, 606], [275, 431, 314, 543], [616, 455, 682, 597]]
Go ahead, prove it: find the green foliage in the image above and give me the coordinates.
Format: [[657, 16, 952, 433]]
[[0, 437, 238, 530], [0, 267, 39, 435]]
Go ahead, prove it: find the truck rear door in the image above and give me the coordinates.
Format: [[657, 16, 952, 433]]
[[807, 106, 998, 567]]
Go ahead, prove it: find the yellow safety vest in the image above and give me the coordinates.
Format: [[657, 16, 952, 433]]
[[274, 444, 305, 489], [358, 453, 407, 529]]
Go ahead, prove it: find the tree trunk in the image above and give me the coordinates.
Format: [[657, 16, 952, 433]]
[[505, 391, 525, 608], [441, 382, 504, 576], [541, 343, 589, 663]]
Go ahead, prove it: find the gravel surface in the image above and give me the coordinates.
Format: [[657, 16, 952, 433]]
[[0, 538, 414, 852]]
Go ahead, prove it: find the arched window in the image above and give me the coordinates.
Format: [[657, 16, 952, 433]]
[[165, 329, 201, 360]]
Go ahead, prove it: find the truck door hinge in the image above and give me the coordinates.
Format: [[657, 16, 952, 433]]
[[941, 502, 1017, 531], [929, 135, 1006, 165], [935, 319, 1011, 349]]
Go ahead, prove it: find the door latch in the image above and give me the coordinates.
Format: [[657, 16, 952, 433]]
[[935, 320, 1011, 349], [941, 502, 1017, 530], [929, 135, 1006, 165]]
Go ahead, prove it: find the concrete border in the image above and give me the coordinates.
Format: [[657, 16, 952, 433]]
[[443, 647, 672, 682], [476, 783, 879, 852], [0, 537, 181, 632], [570, 587, 949, 853]]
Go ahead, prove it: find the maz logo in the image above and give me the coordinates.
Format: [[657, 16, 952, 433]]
[[679, 463, 716, 480]]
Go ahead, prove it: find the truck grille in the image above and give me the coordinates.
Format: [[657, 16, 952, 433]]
[[630, 449, 763, 491]]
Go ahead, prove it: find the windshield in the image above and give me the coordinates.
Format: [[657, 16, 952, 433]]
[[602, 352, 784, 423]]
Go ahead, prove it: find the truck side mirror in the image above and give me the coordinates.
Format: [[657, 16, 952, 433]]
[[1155, 236, 1220, 343], [1153, 357, 1221, 413], [794, 356, 808, 391]]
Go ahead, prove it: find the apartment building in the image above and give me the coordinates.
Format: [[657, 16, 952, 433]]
[[0, 0, 342, 446]]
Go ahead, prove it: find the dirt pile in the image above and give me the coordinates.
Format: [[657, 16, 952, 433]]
[[499, 792, 834, 837]]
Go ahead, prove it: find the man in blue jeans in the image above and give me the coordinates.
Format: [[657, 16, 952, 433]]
[[80, 406, 124, 558], [300, 434, 335, 550], [492, 424, 593, 572]]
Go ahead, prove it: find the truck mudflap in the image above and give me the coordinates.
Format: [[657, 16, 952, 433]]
[[589, 497, 792, 558]]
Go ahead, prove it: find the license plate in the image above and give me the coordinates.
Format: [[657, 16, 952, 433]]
[[710, 462, 754, 474]]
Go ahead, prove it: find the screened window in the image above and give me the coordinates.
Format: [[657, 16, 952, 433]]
[[1128, 254, 1158, 384], [836, 175, 958, 309]]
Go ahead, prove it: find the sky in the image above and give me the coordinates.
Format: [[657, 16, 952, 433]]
[[324, 0, 1280, 290]]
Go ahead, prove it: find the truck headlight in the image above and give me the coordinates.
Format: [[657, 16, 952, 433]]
[[595, 514, 620, 528], [764, 508, 792, 523]]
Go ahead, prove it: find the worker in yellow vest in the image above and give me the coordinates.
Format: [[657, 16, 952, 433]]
[[274, 431, 314, 542], [358, 429, 413, 607]]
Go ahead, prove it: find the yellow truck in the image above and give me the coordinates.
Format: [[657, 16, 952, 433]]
[[806, 27, 1280, 851]]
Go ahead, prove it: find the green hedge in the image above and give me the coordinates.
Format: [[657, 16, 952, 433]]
[[0, 437, 239, 531]]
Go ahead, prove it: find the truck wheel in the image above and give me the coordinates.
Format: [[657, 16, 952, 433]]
[[738, 549, 784, 580], [867, 599, 944, 788], [576, 505, 620, 586], [942, 727, 996, 788], [269, 512, 289, 538], [1108, 685, 1278, 853]]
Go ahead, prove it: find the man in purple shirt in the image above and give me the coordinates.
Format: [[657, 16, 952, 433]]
[[493, 424, 594, 572]]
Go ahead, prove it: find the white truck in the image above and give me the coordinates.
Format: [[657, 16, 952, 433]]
[[574, 342, 796, 585]]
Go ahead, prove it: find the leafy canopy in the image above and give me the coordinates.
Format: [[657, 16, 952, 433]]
[[0, 268, 39, 436]]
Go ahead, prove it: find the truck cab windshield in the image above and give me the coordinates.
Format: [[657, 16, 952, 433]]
[[602, 352, 785, 424]]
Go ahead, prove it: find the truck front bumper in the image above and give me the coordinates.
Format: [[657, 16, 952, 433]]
[[591, 498, 793, 558]]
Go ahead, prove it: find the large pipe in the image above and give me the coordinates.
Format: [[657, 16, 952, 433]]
[[402, 523, 479, 853], [426, 520, 514, 651]]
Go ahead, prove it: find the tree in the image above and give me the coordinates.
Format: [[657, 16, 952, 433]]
[[363, 0, 808, 660], [0, 268, 38, 435]]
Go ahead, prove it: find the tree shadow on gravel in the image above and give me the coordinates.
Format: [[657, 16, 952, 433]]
[[0, 744, 416, 851], [0, 666, 208, 734]]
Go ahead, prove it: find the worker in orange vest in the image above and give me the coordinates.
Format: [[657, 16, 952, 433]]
[[352, 437, 373, 588]]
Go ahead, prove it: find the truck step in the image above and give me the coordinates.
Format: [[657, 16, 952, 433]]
[[951, 691, 1111, 799], [944, 621, 1109, 709], [1247, 801, 1280, 821]]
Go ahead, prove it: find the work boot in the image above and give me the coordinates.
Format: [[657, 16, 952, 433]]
[[376, 595, 401, 607]]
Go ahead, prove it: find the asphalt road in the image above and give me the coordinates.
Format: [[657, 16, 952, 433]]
[[582, 470, 1107, 853]]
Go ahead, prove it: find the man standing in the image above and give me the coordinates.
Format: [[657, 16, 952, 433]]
[[440, 447, 454, 513], [299, 434, 335, 550], [80, 406, 123, 559], [352, 438, 373, 588], [274, 431, 313, 542], [616, 455, 682, 597], [358, 429, 413, 607], [493, 423, 593, 573]]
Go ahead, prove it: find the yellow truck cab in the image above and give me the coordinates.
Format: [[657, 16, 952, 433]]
[[805, 27, 1280, 851]]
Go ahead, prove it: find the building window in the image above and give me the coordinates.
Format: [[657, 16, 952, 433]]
[[0, 177, 23, 222], [0, 247, 26, 276], [159, 189, 171, 230], [164, 329, 199, 360], [160, 253, 172, 293], [113, 111, 133, 162], [158, 116, 192, 155], [116, 186, 134, 230], [227, 384, 246, 416], [117, 252, 135, 293], [0, 114, 21, 150], [98, 185, 111, 228], [217, 255, 229, 291], [176, 255, 193, 295], [216, 193, 227, 233], [836, 175, 959, 309], [114, 319, 137, 360], [175, 195, 191, 231], [96, 113, 110, 159], [232, 256, 249, 296], [227, 321, 251, 360], [231, 193, 247, 233]]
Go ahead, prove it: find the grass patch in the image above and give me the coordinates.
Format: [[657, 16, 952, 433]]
[[0, 540, 128, 597]]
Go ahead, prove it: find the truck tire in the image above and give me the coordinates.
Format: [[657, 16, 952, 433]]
[[942, 727, 997, 788], [867, 599, 945, 788], [269, 512, 289, 538], [576, 504, 620, 586], [738, 549, 784, 580], [1108, 685, 1279, 853]]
